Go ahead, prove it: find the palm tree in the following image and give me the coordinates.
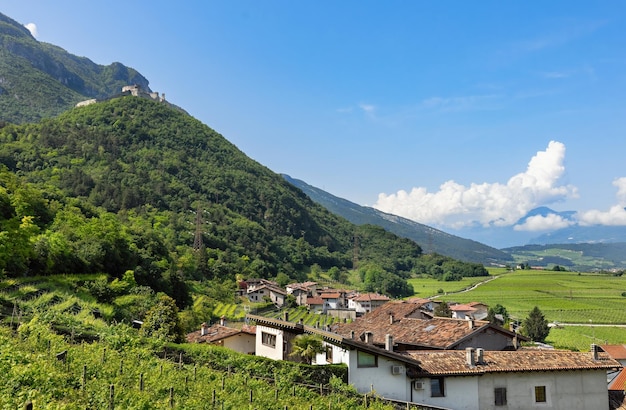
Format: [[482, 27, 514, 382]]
[[289, 334, 325, 365]]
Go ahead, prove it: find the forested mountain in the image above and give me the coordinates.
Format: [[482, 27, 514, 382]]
[[0, 96, 437, 299], [0, 12, 150, 124], [282, 174, 512, 266]]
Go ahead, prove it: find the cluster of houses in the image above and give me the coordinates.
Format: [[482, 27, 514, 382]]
[[187, 286, 626, 409], [237, 279, 391, 318]]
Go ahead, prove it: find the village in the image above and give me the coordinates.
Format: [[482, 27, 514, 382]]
[[185, 278, 626, 410]]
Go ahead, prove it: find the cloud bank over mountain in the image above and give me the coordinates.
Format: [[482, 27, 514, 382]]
[[374, 141, 626, 233]]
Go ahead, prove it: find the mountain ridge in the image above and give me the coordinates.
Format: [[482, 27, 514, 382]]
[[282, 174, 512, 265], [0, 12, 150, 124]]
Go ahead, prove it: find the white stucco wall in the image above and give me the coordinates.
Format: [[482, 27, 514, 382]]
[[411, 369, 610, 410], [410, 375, 479, 409], [223, 334, 256, 355], [477, 369, 609, 410], [255, 325, 284, 360], [315, 343, 411, 400]]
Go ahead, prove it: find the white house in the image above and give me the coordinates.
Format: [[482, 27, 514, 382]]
[[246, 284, 287, 307], [320, 291, 345, 311], [348, 293, 390, 314], [399, 347, 620, 410], [249, 313, 620, 409], [286, 281, 318, 306]]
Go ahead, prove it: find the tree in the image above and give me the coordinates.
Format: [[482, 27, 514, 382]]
[[433, 302, 452, 318], [487, 304, 510, 325], [289, 334, 325, 365], [523, 306, 550, 342], [140, 294, 184, 343]]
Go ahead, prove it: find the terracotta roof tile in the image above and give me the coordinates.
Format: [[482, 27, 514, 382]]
[[610, 368, 626, 391], [450, 304, 476, 312], [352, 293, 390, 302], [186, 324, 240, 343], [335, 314, 490, 349], [602, 345, 626, 360], [403, 349, 620, 376], [321, 292, 341, 299], [307, 296, 324, 305]]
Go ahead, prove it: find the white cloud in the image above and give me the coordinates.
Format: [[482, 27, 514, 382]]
[[575, 178, 626, 226], [514, 214, 574, 232], [420, 94, 500, 112], [614, 177, 626, 204], [358, 103, 376, 114], [24, 23, 38, 38], [373, 141, 578, 229], [577, 205, 626, 226]]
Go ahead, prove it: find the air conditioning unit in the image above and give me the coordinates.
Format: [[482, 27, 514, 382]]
[[413, 380, 424, 390], [391, 365, 404, 375]]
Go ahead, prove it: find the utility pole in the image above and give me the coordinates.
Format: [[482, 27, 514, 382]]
[[352, 233, 359, 269], [193, 206, 204, 251]]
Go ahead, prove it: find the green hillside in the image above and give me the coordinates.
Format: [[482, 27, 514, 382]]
[[0, 95, 437, 299]]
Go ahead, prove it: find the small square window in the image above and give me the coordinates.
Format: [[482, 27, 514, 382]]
[[535, 385, 546, 403], [430, 377, 445, 397], [261, 331, 276, 348], [325, 346, 333, 363], [357, 351, 377, 368], [495, 387, 507, 406]]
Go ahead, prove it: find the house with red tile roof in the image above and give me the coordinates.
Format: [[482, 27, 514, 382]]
[[247, 313, 620, 409], [348, 292, 390, 314], [319, 290, 347, 310], [306, 296, 324, 313], [286, 281, 318, 306], [186, 320, 256, 355], [399, 347, 620, 409], [333, 300, 526, 352], [246, 284, 287, 307]]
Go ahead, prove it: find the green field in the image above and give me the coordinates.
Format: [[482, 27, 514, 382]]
[[429, 270, 626, 324], [411, 269, 626, 350]]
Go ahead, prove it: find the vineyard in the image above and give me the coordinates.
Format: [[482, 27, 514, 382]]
[[0, 321, 403, 409]]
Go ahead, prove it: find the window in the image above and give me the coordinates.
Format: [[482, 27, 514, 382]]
[[325, 346, 333, 363], [494, 387, 507, 406], [534, 386, 546, 403], [430, 377, 445, 397], [357, 351, 377, 368], [261, 332, 276, 348]]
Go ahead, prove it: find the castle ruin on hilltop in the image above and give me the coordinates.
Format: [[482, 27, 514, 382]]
[[75, 84, 165, 107]]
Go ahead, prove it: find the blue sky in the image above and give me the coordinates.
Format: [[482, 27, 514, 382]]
[[2, 1, 626, 247]]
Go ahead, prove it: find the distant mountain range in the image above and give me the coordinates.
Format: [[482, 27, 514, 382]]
[[283, 175, 626, 270]]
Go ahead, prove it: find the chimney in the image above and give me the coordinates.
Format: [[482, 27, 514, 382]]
[[591, 344, 599, 360], [200, 322, 208, 336], [350, 330, 355, 339], [365, 331, 374, 344], [385, 334, 394, 351], [283, 311, 289, 322], [466, 347, 475, 367], [476, 348, 484, 364], [390, 314, 395, 325], [220, 316, 226, 326], [468, 319, 475, 329]]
